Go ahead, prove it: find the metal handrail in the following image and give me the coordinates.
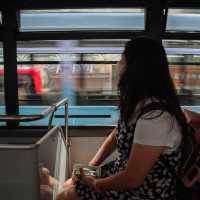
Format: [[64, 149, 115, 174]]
[[0, 97, 68, 141], [0, 98, 67, 122]]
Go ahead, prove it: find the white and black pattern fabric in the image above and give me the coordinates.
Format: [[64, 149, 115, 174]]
[[75, 117, 182, 200]]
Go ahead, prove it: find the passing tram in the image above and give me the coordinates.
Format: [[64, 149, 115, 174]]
[[1, 44, 200, 106]]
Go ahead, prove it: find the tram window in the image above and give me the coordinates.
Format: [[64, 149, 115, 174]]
[[168, 62, 200, 104], [174, 73, 185, 80], [0, 12, 2, 24], [16, 40, 124, 106], [15, 39, 200, 107], [19, 8, 144, 32], [33, 54, 79, 62], [167, 9, 200, 32], [16, 64, 62, 105], [0, 44, 5, 108], [163, 39, 200, 104], [83, 54, 121, 62], [170, 64, 200, 94], [186, 74, 191, 80], [15, 61, 119, 106], [16, 39, 200, 107], [163, 40, 200, 49], [17, 54, 31, 62], [72, 64, 94, 73], [167, 55, 185, 63], [72, 63, 117, 98], [0, 49, 3, 63], [192, 73, 199, 80]]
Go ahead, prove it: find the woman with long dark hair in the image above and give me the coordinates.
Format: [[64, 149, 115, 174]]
[[57, 36, 187, 200]]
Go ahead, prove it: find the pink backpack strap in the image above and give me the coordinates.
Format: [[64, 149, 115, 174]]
[[183, 109, 200, 129]]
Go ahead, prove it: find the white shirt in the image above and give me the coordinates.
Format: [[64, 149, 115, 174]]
[[130, 100, 182, 154]]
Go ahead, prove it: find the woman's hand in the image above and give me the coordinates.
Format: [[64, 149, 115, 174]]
[[79, 168, 99, 191], [63, 168, 99, 192]]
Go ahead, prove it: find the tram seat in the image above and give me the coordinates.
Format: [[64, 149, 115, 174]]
[[0, 126, 67, 200]]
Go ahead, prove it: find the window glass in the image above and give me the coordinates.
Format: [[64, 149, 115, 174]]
[[17, 40, 123, 106], [13, 39, 200, 126], [0, 47, 3, 63], [20, 9, 144, 32], [17, 39, 200, 107], [72, 63, 118, 105], [17, 54, 31, 62], [13, 39, 200, 127], [169, 64, 200, 99], [17, 64, 61, 105], [0, 44, 5, 109], [33, 54, 79, 62], [164, 40, 200, 105], [167, 9, 200, 32], [83, 54, 120, 62]]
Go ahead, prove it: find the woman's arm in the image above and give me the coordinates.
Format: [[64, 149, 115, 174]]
[[82, 112, 172, 191], [94, 143, 166, 191], [89, 128, 118, 166], [63, 128, 118, 188], [93, 110, 177, 191]]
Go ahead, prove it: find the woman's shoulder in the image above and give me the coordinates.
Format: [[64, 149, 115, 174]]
[[132, 98, 182, 151], [132, 97, 168, 121], [134, 111, 182, 152]]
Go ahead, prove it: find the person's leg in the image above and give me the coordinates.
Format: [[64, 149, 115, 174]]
[[40, 167, 59, 189], [56, 185, 80, 200]]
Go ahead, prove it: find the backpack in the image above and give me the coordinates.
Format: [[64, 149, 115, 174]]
[[138, 103, 200, 200], [180, 109, 200, 200]]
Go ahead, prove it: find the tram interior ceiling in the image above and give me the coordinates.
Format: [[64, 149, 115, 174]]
[[1, 1, 200, 199]]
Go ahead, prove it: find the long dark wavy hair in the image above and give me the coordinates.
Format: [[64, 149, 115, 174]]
[[118, 36, 187, 134]]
